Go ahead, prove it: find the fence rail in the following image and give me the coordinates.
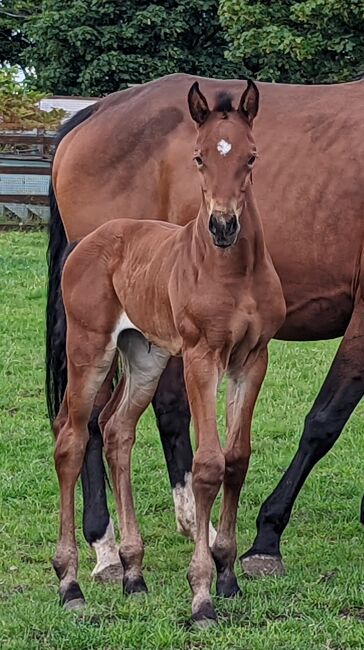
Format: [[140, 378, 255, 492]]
[[0, 132, 56, 147]]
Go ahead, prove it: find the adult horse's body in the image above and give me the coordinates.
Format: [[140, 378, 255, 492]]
[[48, 73, 364, 579]]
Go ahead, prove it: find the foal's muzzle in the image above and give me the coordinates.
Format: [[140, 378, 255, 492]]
[[208, 212, 240, 248]]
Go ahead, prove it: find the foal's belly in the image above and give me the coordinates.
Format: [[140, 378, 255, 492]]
[[115, 310, 183, 357]]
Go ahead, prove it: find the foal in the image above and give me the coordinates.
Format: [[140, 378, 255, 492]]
[[53, 81, 286, 625]]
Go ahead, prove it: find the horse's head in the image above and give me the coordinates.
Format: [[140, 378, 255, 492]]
[[188, 80, 259, 248]]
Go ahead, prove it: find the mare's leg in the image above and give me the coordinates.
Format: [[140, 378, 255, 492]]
[[53, 329, 115, 608], [213, 350, 268, 597], [102, 331, 170, 595], [81, 360, 122, 583], [183, 348, 225, 626], [153, 358, 216, 544], [242, 297, 364, 577]]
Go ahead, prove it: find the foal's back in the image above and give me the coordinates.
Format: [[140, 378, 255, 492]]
[[63, 217, 190, 353]]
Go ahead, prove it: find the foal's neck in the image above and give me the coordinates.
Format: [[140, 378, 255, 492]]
[[192, 184, 266, 275]]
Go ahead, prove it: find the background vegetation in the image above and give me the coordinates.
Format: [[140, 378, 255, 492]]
[[0, 67, 65, 130], [1, 1, 362, 96]]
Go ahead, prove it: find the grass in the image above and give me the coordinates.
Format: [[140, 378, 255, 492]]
[[1, 232, 364, 650]]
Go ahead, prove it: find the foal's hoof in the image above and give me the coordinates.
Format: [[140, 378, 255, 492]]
[[92, 562, 123, 584], [216, 572, 242, 598], [60, 581, 86, 611], [192, 601, 217, 629], [123, 575, 148, 596], [240, 553, 285, 578]]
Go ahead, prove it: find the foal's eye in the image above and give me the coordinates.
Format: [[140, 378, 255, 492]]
[[193, 155, 204, 168], [247, 154, 257, 167]]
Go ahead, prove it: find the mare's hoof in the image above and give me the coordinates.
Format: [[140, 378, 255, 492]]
[[60, 581, 86, 610], [64, 597, 86, 612], [240, 553, 285, 578], [92, 562, 123, 584], [192, 601, 217, 629], [123, 575, 148, 596], [216, 572, 242, 598]]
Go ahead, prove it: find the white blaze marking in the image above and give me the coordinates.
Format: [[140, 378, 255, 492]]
[[217, 139, 232, 156]]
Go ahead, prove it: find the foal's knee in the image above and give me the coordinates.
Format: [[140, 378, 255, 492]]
[[224, 449, 250, 487], [54, 423, 89, 471], [103, 417, 135, 466], [193, 449, 225, 496]]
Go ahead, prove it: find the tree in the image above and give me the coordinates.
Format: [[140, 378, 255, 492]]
[[0, 1, 37, 70], [24, 0, 245, 96], [0, 67, 65, 130], [219, 0, 364, 83]]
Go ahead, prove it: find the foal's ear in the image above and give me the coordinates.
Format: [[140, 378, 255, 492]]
[[188, 82, 210, 126], [238, 80, 259, 125]]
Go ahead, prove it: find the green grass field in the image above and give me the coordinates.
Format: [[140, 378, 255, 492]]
[[1, 232, 364, 650]]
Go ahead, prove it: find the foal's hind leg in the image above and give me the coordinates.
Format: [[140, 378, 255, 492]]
[[53, 329, 116, 608], [102, 331, 170, 595]]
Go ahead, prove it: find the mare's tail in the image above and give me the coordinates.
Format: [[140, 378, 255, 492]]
[[46, 105, 96, 423]]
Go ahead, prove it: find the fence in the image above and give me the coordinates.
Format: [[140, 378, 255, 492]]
[[0, 96, 101, 229], [0, 130, 55, 229]]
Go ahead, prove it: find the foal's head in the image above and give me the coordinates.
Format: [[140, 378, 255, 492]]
[[188, 80, 259, 248]]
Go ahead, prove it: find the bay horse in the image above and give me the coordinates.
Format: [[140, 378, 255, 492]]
[[53, 81, 285, 624], [48, 73, 364, 581]]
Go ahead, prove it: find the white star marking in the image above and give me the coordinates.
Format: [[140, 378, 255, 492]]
[[217, 139, 232, 156]]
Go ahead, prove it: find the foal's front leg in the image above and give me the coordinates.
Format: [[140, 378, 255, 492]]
[[212, 349, 268, 597], [183, 348, 225, 626]]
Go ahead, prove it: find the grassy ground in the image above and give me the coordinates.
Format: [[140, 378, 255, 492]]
[[1, 232, 364, 650]]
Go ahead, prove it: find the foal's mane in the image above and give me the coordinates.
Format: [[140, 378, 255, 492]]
[[213, 91, 234, 117]]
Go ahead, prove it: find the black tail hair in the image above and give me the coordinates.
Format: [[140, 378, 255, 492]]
[[45, 104, 96, 423]]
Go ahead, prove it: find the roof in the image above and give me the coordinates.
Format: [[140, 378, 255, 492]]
[[39, 96, 98, 116]]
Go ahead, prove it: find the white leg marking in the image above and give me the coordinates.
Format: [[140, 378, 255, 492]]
[[173, 472, 217, 546], [91, 519, 122, 580]]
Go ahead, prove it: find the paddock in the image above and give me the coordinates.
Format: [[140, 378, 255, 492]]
[[1, 230, 363, 649]]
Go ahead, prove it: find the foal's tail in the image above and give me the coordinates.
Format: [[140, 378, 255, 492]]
[[46, 105, 96, 423]]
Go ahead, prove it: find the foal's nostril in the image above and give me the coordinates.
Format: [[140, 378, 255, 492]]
[[208, 216, 218, 235], [226, 215, 238, 235]]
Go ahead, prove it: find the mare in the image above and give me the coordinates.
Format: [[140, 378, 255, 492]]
[[48, 73, 364, 580], [53, 81, 285, 625]]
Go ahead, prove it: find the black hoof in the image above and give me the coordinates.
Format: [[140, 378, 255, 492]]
[[192, 600, 217, 628], [216, 571, 242, 598], [123, 574, 148, 596], [360, 495, 364, 525], [60, 581, 86, 610], [240, 552, 285, 578]]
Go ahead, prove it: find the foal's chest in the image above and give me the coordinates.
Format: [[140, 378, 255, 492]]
[[177, 281, 263, 353]]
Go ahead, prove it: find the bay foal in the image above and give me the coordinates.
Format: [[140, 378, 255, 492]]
[[53, 81, 286, 625]]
